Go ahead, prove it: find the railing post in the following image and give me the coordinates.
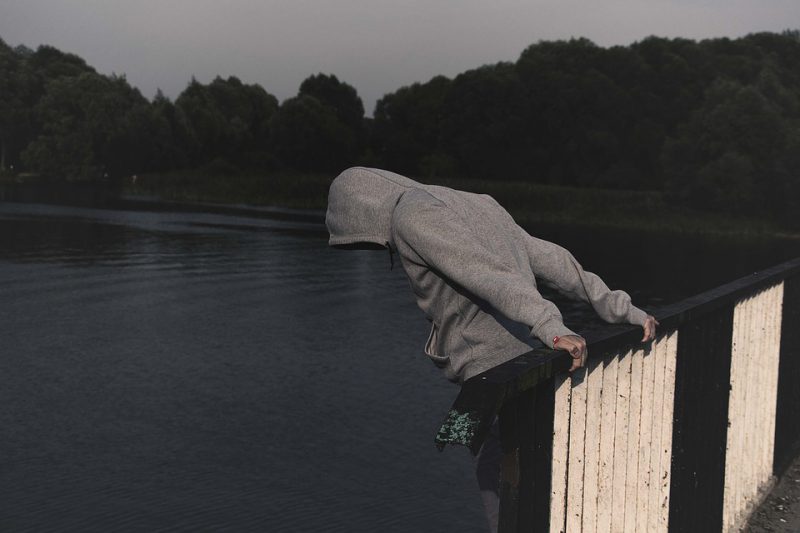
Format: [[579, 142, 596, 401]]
[[497, 374, 556, 533], [522, 374, 556, 532], [774, 273, 800, 475], [668, 303, 734, 532], [498, 393, 521, 532]]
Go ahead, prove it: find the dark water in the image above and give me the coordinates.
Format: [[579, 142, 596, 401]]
[[1, 202, 798, 532]]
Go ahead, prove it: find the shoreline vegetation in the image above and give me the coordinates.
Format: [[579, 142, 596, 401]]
[[121, 171, 800, 240], [2, 31, 799, 237]]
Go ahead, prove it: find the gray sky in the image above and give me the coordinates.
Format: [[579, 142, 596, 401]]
[[1, 0, 798, 114]]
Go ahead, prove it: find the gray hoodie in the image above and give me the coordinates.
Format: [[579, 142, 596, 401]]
[[326, 167, 647, 383]]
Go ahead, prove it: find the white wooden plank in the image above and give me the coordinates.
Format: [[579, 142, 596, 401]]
[[733, 295, 750, 528], [755, 289, 768, 494], [734, 295, 750, 525], [635, 334, 658, 533], [761, 285, 781, 485], [566, 366, 589, 533], [723, 295, 747, 532], [550, 373, 572, 533], [596, 355, 619, 533], [611, 349, 632, 531], [742, 293, 758, 521], [582, 357, 604, 533], [623, 347, 644, 533], [658, 330, 678, 531], [647, 332, 667, 533], [763, 283, 783, 482]]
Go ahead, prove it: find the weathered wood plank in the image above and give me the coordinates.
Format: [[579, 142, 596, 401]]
[[596, 355, 618, 533], [636, 335, 657, 533], [611, 349, 632, 530], [623, 347, 643, 533], [734, 295, 761, 523], [566, 367, 588, 533], [581, 357, 604, 533], [550, 373, 571, 533], [658, 331, 678, 530], [648, 334, 667, 533], [723, 294, 748, 531], [763, 284, 783, 481]]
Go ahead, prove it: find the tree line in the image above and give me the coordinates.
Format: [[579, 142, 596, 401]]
[[1, 31, 799, 224]]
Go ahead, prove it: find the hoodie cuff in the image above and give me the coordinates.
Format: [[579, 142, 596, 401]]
[[626, 306, 648, 326], [532, 317, 578, 349]]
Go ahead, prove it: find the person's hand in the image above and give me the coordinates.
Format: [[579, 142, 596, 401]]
[[642, 315, 659, 342], [554, 334, 587, 372]]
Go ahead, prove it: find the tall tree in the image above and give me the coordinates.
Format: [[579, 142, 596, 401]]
[[662, 75, 795, 214], [372, 75, 452, 176], [174, 76, 279, 168], [0, 39, 21, 171], [440, 63, 530, 181], [0, 39, 37, 172], [299, 73, 365, 133], [22, 72, 152, 180], [269, 94, 356, 172]]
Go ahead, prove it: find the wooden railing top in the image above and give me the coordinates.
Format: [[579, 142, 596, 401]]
[[435, 256, 800, 454]]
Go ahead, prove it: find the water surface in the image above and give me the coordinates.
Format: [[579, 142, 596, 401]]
[[1, 201, 797, 532]]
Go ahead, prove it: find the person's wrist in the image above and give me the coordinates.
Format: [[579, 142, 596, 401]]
[[533, 317, 576, 349]]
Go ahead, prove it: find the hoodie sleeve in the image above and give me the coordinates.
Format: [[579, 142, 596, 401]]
[[391, 191, 577, 348], [517, 228, 648, 327]]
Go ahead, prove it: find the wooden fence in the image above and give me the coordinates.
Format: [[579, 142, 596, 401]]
[[436, 257, 800, 532]]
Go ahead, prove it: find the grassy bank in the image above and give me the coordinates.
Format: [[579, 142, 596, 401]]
[[124, 170, 799, 239], [125, 170, 331, 210]]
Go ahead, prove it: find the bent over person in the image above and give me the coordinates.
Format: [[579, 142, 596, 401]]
[[325, 166, 658, 531]]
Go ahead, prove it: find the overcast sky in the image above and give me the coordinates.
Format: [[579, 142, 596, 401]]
[[1, 0, 798, 114]]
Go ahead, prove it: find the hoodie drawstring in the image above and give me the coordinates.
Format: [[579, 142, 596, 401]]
[[387, 242, 395, 270]]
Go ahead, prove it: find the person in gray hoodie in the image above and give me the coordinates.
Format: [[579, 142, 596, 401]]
[[326, 166, 658, 380], [326, 166, 658, 531]]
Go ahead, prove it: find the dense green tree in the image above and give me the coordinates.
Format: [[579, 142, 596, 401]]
[[439, 63, 530, 181], [0, 39, 38, 172], [299, 73, 364, 133], [372, 75, 452, 176], [21, 72, 153, 180], [144, 90, 189, 171], [26, 44, 95, 81], [269, 94, 356, 172], [0, 39, 22, 171], [296, 73, 366, 167], [662, 75, 797, 215], [174, 76, 279, 169], [514, 39, 636, 186], [2, 30, 800, 225]]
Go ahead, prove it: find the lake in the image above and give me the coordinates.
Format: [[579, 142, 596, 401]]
[[1, 200, 798, 532]]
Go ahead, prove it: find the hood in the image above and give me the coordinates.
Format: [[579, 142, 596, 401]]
[[326, 167, 428, 248]]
